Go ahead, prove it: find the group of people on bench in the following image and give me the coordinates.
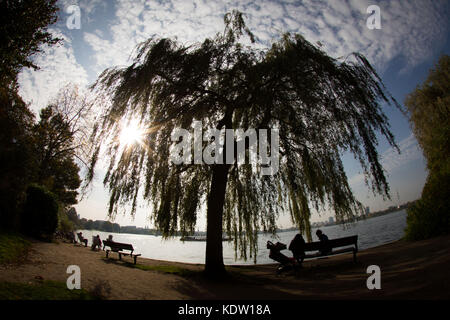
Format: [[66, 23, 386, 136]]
[[75, 232, 115, 251], [268, 229, 331, 270]]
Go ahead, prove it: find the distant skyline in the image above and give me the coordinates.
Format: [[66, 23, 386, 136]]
[[17, 0, 449, 229]]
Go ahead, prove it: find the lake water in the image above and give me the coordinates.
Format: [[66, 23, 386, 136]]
[[78, 209, 407, 265]]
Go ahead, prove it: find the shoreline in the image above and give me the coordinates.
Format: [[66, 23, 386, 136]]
[[1, 234, 449, 299], [77, 209, 407, 265]]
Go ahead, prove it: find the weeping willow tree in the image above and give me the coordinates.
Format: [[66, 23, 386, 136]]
[[87, 11, 400, 276]]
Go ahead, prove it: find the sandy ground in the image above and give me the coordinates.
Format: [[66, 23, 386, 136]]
[[1, 235, 449, 300]]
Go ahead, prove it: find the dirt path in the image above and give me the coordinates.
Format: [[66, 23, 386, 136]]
[[1, 235, 449, 299]]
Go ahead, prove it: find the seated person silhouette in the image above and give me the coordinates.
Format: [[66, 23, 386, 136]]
[[91, 235, 102, 251], [316, 229, 331, 255], [289, 233, 306, 266], [77, 232, 88, 247], [103, 234, 114, 250], [267, 241, 295, 274]]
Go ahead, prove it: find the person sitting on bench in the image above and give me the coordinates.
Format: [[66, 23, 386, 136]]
[[77, 232, 88, 247], [91, 235, 102, 251], [289, 233, 306, 266], [316, 229, 331, 255], [103, 235, 114, 250]]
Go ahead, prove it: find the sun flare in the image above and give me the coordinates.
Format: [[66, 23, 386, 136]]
[[119, 119, 145, 147]]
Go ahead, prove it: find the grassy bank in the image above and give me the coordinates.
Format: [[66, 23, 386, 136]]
[[0, 233, 97, 300], [0, 232, 31, 264], [0, 280, 95, 300], [103, 258, 198, 277]]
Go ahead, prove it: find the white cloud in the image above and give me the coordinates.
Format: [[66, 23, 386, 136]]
[[17, 0, 449, 116], [58, 0, 107, 25], [82, 0, 449, 76], [380, 134, 423, 173], [83, 0, 228, 74], [17, 29, 89, 116]]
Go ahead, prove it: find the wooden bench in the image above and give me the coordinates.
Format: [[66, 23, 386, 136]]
[[302, 235, 358, 263], [102, 240, 141, 264]]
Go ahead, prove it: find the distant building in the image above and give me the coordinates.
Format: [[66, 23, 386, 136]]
[[365, 207, 370, 215], [328, 217, 334, 224]]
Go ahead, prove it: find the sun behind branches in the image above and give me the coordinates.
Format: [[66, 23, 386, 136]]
[[119, 118, 145, 148]]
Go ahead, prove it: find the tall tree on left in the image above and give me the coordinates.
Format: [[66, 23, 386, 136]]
[[0, 0, 60, 229], [32, 105, 82, 206]]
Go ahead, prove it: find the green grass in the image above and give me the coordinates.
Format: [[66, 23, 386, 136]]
[[132, 264, 197, 277], [103, 258, 197, 277], [0, 232, 31, 264], [0, 280, 96, 300]]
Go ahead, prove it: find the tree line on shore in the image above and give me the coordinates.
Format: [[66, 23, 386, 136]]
[[61, 207, 164, 236]]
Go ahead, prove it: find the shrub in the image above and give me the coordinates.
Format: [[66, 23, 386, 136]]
[[21, 184, 59, 240], [404, 55, 450, 241], [57, 209, 75, 234], [405, 171, 450, 240]]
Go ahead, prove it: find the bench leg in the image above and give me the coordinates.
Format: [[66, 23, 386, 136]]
[[133, 256, 137, 265], [353, 250, 357, 263], [119, 253, 122, 261]]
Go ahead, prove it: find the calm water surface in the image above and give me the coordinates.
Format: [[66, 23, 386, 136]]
[[79, 209, 407, 265]]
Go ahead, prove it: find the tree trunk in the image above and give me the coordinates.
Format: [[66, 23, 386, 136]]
[[204, 163, 231, 277], [204, 107, 234, 278]]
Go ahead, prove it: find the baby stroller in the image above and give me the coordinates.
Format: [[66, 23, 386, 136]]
[[267, 241, 297, 274]]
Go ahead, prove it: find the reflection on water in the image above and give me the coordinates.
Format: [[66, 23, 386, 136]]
[[79, 209, 407, 265]]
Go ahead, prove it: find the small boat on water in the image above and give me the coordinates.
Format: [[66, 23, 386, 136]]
[[180, 235, 232, 242]]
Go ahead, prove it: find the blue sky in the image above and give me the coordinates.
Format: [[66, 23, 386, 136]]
[[17, 0, 450, 229]]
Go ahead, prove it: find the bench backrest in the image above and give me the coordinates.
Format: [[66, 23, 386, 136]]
[[103, 240, 134, 252], [303, 235, 358, 252]]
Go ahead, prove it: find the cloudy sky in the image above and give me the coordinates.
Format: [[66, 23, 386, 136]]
[[17, 0, 450, 229]]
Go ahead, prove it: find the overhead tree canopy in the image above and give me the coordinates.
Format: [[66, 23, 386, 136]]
[[88, 11, 400, 275], [0, 0, 60, 86]]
